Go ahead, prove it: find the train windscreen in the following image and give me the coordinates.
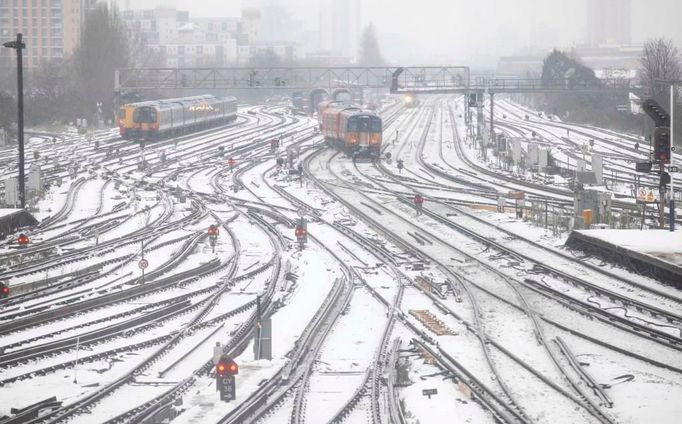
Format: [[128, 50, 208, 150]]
[[348, 116, 375, 132], [133, 107, 157, 123]]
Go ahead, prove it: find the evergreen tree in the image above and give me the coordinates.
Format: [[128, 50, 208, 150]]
[[359, 23, 384, 66], [537, 49, 634, 131]]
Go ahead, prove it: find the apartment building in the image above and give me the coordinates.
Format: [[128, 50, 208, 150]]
[[0, 0, 96, 69]]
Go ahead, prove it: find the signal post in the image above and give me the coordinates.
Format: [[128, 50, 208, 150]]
[[642, 99, 673, 229], [215, 355, 238, 402], [295, 217, 307, 250], [208, 224, 219, 253]]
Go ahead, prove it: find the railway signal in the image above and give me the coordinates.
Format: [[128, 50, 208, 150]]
[[138, 256, 148, 284], [228, 158, 236, 170], [295, 217, 307, 249], [414, 195, 424, 216], [653, 127, 671, 164], [270, 138, 279, 152], [216, 356, 238, 402], [1, 282, 9, 298], [397, 159, 404, 173], [17, 233, 29, 246], [208, 224, 219, 253]]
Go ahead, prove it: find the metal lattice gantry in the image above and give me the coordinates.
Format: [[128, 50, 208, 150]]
[[115, 65, 641, 96], [115, 66, 471, 92]]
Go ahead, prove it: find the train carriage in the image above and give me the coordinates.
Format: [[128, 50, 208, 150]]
[[119, 95, 237, 141], [319, 103, 382, 159]]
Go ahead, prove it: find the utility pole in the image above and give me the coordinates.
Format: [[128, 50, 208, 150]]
[[670, 83, 676, 232], [489, 91, 495, 155], [3, 34, 26, 209]]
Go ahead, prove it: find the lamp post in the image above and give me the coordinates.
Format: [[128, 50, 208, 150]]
[[3, 33, 26, 209], [670, 83, 676, 232]]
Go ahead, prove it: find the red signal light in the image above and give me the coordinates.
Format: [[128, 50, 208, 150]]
[[216, 357, 238, 376], [17, 234, 29, 245], [1, 286, 8, 294]]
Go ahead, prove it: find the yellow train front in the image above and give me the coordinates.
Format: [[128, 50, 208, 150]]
[[320, 104, 382, 160], [119, 95, 237, 141]]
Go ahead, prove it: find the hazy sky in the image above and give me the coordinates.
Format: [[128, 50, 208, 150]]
[[121, 0, 682, 66]]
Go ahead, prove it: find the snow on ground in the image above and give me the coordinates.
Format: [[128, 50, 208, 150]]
[[399, 349, 494, 424], [175, 243, 340, 420], [576, 228, 682, 265], [3, 102, 681, 424]]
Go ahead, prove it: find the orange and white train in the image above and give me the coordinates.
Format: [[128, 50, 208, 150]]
[[119, 95, 237, 141], [318, 101, 382, 159]]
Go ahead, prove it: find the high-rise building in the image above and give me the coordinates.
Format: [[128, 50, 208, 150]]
[[319, 0, 360, 61], [586, 0, 631, 46], [0, 0, 98, 70]]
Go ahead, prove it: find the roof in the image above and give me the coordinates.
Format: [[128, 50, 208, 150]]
[[0, 209, 24, 220], [0, 209, 38, 234]]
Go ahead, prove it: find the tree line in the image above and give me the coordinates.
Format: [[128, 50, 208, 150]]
[[537, 38, 681, 140], [0, 3, 161, 132]]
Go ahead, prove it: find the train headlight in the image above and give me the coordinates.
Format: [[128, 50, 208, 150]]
[[371, 134, 381, 144]]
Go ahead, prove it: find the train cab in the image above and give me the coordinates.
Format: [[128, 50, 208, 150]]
[[134, 105, 160, 140]]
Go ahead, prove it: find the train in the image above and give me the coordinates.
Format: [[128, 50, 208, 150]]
[[403, 95, 420, 108], [317, 101, 383, 160], [119, 95, 237, 141]]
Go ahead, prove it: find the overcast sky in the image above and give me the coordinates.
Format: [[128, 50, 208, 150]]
[[121, 0, 682, 66]]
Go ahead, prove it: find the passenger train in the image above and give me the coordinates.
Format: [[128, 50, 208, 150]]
[[317, 101, 383, 160], [119, 95, 237, 141]]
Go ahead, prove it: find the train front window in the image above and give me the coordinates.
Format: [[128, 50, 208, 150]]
[[347, 119, 358, 132], [356, 117, 370, 132], [133, 108, 157, 123], [371, 118, 382, 132], [133, 108, 145, 123]]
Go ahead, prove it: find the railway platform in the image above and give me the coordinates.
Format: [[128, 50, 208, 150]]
[[565, 229, 682, 288]]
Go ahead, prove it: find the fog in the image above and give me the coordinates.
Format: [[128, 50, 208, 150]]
[[120, 0, 682, 67]]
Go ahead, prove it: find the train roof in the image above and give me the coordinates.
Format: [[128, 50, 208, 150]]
[[126, 95, 237, 108], [323, 104, 380, 117]]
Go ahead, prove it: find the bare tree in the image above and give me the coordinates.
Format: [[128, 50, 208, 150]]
[[73, 3, 130, 121], [0, 90, 16, 133], [249, 50, 284, 67], [640, 38, 681, 97], [127, 25, 165, 69], [24, 59, 70, 124]]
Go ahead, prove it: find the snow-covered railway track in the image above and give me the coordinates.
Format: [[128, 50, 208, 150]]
[[302, 110, 676, 424], [363, 103, 682, 352]]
